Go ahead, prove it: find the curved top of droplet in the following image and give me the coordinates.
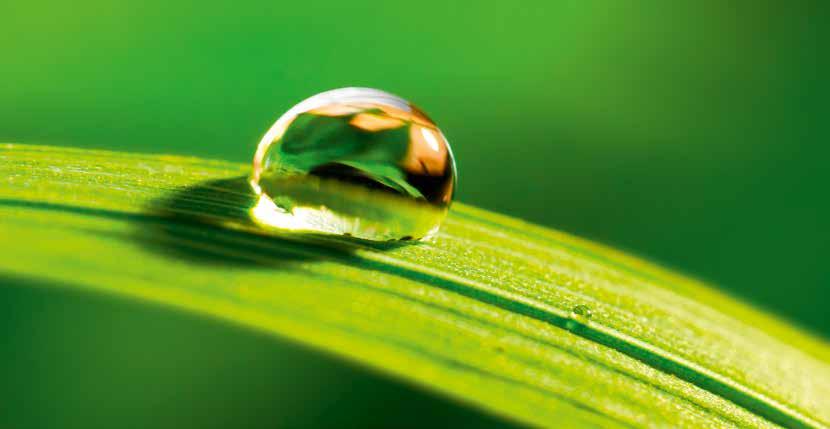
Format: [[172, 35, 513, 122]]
[[252, 87, 456, 206]]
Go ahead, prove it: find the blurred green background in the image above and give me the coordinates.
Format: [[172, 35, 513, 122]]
[[1, 0, 827, 427]]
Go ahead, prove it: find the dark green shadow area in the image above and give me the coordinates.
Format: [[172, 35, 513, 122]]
[[140, 177, 321, 267], [0, 275, 520, 429], [139, 177, 417, 268]]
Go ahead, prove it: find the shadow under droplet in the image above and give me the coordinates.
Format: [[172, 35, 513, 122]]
[[138, 176, 416, 268]]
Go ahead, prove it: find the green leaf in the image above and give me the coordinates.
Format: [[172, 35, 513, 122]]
[[1, 143, 829, 428]]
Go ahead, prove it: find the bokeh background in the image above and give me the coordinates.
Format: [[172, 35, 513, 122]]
[[1, 1, 827, 427]]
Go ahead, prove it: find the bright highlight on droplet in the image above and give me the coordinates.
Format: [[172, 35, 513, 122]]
[[250, 87, 456, 241]]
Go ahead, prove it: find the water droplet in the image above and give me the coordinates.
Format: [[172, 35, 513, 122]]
[[566, 304, 592, 330], [250, 87, 456, 241], [571, 304, 592, 320]]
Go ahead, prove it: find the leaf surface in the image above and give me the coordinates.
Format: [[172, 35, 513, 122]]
[[1, 144, 828, 428]]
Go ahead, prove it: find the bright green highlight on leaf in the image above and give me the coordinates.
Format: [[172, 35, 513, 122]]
[[1, 144, 829, 428]]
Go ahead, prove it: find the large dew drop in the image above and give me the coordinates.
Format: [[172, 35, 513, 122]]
[[250, 88, 456, 241]]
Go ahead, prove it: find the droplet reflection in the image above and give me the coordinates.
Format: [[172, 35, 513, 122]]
[[250, 88, 456, 241]]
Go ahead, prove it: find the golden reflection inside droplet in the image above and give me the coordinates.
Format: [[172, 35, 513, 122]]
[[349, 112, 406, 132], [401, 124, 448, 176], [309, 104, 363, 117]]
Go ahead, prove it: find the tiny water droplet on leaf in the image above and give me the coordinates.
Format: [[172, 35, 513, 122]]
[[250, 87, 456, 241], [567, 304, 593, 330], [571, 304, 592, 320]]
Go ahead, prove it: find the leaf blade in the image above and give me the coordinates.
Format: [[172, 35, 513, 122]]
[[1, 144, 828, 428]]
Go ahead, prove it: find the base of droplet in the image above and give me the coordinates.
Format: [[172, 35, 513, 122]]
[[250, 173, 447, 242]]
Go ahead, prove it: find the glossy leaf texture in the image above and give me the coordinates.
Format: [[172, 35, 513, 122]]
[[1, 144, 829, 428]]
